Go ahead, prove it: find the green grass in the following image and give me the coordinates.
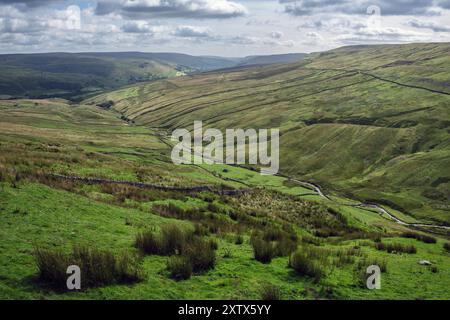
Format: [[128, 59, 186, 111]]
[[0, 43, 449, 300], [87, 43, 450, 224], [1, 183, 448, 299]]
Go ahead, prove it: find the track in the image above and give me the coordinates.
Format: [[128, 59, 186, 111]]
[[152, 132, 450, 231], [288, 178, 450, 230]]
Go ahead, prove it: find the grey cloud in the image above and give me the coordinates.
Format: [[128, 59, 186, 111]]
[[407, 18, 450, 31], [96, 0, 248, 19], [338, 26, 426, 44], [270, 31, 284, 38], [173, 25, 211, 37], [298, 17, 366, 32], [0, 17, 38, 33], [121, 21, 155, 33], [281, 0, 442, 16], [0, 0, 61, 10], [437, 0, 450, 8]]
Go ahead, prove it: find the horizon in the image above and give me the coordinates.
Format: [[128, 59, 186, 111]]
[[1, 41, 449, 57]]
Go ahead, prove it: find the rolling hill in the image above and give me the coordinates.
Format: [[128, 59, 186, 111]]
[[237, 53, 308, 66], [1, 44, 450, 300], [86, 42, 450, 224], [0, 52, 307, 101], [1, 97, 449, 300]]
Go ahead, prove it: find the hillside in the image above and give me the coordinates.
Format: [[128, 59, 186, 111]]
[[0, 52, 307, 100], [0, 52, 235, 100], [237, 53, 308, 66], [1, 98, 449, 299], [86, 43, 450, 224]]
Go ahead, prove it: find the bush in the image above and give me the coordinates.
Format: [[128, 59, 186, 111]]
[[34, 246, 144, 290], [235, 234, 244, 245], [251, 238, 274, 264], [375, 242, 417, 254], [167, 256, 192, 280], [260, 283, 281, 300], [289, 249, 325, 282], [401, 232, 436, 244]]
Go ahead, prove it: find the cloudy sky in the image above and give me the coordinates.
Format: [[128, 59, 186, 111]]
[[1, 0, 449, 56]]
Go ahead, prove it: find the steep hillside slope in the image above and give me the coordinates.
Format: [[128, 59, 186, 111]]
[[86, 43, 450, 224]]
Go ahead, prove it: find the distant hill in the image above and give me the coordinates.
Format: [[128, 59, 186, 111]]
[[237, 53, 308, 66], [86, 43, 450, 224], [0, 52, 307, 100]]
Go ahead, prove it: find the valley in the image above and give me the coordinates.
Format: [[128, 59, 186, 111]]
[[0, 43, 449, 300], [87, 43, 450, 226]]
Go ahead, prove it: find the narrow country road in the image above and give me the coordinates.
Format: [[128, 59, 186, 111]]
[[288, 178, 450, 230], [160, 132, 450, 231]]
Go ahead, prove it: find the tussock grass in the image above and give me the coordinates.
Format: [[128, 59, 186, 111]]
[[289, 248, 325, 283], [260, 283, 282, 300], [135, 224, 186, 256], [182, 237, 216, 273], [167, 256, 192, 280], [250, 237, 275, 264], [34, 246, 144, 290], [401, 232, 437, 244], [444, 242, 450, 252], [136, 224, 216, 279], [375, 242, 417, 254]]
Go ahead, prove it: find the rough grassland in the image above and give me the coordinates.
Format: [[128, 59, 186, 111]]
[[86, 43, 450, 224], [0, 96, 449, 300]]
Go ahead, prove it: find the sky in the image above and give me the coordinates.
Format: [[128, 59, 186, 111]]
[[0, 0, 449, 56]]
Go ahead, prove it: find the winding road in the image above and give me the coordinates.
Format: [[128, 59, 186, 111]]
[[159, 132, 450, 231], [288, 178, 450, 231]]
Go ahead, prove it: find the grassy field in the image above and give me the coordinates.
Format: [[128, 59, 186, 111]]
[[0, 96, 449, 300], [86, 43, 450, 225]]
